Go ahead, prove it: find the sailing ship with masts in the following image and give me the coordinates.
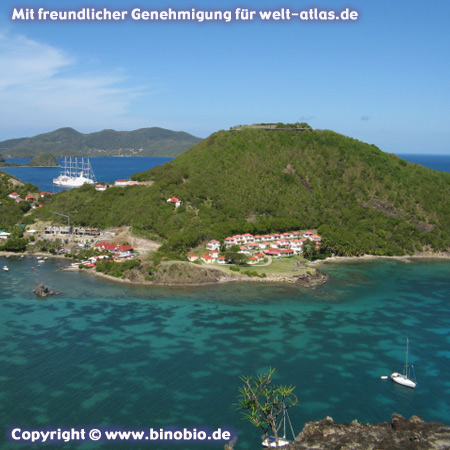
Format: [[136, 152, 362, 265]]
[[53, 157, 96, 188]]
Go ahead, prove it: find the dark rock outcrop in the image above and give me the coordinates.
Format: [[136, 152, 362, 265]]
[[154, 261, 235, 285], [33, 284, 60, 297], [289, 414, 450, 450], [296, 269, 328, 287]]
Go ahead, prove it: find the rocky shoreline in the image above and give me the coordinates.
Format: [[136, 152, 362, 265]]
[[288, 414, 450, 450], [3, 250, 449, 288], [308, 251, 450, 266]]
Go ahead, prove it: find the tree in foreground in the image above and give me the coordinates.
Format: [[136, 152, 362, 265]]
[[237, 368, 298, 448]]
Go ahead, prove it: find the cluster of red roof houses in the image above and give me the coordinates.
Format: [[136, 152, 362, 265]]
[[93, 241, 134, 261], [69, 242, 135, 268], [188, 231, 321, 265], [8, 191, 52, 208]]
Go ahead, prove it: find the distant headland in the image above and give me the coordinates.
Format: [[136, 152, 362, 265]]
[[0, 153, 58, 167], [0, 126, 201, 158]]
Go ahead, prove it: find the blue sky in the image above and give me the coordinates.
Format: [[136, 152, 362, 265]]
[[0, 0, 449, 154]]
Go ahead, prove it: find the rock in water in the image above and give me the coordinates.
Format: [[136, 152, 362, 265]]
[[33, 284, 60, 297]]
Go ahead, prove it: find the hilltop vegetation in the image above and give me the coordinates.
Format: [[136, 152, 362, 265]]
[[27, 153, 59, 166], [32, 126, 450, 257], [0, 127, 201, 158]]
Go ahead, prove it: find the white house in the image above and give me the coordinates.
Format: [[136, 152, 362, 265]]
[[187, 254, 199, 262], [0, 232, 11, 240], [167, 197, 182, 208], [209, 250, 219, 258], [115, 179, 132, 186], [206, 240, 221, 251], [201, 254, 214, 264]]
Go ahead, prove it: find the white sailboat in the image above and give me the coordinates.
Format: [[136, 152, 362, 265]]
[[53, 157, 96, 187], [262, 404, 295, 448], [390, 337, 417, 389]]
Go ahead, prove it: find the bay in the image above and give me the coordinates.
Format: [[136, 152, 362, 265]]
[[1, 157, 172, 193], [1, 256, 449, 449]]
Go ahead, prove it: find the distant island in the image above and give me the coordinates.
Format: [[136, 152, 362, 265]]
[[0, 127, 201, 158], [0, 153, 58, 167]]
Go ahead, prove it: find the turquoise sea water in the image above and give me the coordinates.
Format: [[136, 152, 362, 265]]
[[1, 257, 450, 449]]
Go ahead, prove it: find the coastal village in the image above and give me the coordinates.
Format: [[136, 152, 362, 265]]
[[189, 231, 321, 266], [2, 187, 322, 270]]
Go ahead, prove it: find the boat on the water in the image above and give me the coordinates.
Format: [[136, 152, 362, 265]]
[[262, 403, 295, 448], [3, 265, 9, 271], [53, 157, 96, 187], [390, 337, 417, 389]]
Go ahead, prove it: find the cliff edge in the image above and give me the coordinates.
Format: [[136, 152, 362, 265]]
[[289, 414, 450, 450]]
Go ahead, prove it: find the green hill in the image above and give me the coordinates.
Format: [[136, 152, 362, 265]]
[[26, 153, 59, 167], [0, 171, 38, 229], [0, 127, 201, 158], [34, 126, 450, 256]]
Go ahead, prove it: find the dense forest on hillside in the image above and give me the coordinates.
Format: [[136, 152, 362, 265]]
[[33, 128, 450, 257], [0, 127, 201, 158]]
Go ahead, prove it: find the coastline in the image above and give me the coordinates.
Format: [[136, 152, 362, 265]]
[[307, 251, 450, 266], [3, 250, 450, 288]]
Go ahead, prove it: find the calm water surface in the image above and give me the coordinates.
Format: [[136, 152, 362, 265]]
[[1, 153, 450, 448], [1, 157, 172, 192], [1, 257, 449, 449]]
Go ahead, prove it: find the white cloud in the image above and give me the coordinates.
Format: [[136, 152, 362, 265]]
[[0, 32, 146, 137]]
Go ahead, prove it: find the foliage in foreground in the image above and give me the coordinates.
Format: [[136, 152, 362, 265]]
[[238, 368, 298, 446]]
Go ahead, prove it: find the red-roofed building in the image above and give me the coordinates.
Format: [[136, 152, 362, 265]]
[[187, 254, 199, 262], [167, 197, 182, 207], [95, 184, 107, 191], [264, 249, 281, 258], [25, 195, 38, 201], [279, 249, 294, 257], [201, 254, 214, 264], [8, 192, 20, 199], [217, 256, 227, 264], [115, 180, 131, 186], [248, 256, 259, 264], [207, 240, 221, 251]]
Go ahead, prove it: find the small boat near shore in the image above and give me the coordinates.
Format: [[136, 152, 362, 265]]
[[3, 265, 9, 271], [391, 337, 417, 389]]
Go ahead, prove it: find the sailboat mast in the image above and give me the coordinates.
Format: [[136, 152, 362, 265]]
[[405, 337, 410, 377]]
